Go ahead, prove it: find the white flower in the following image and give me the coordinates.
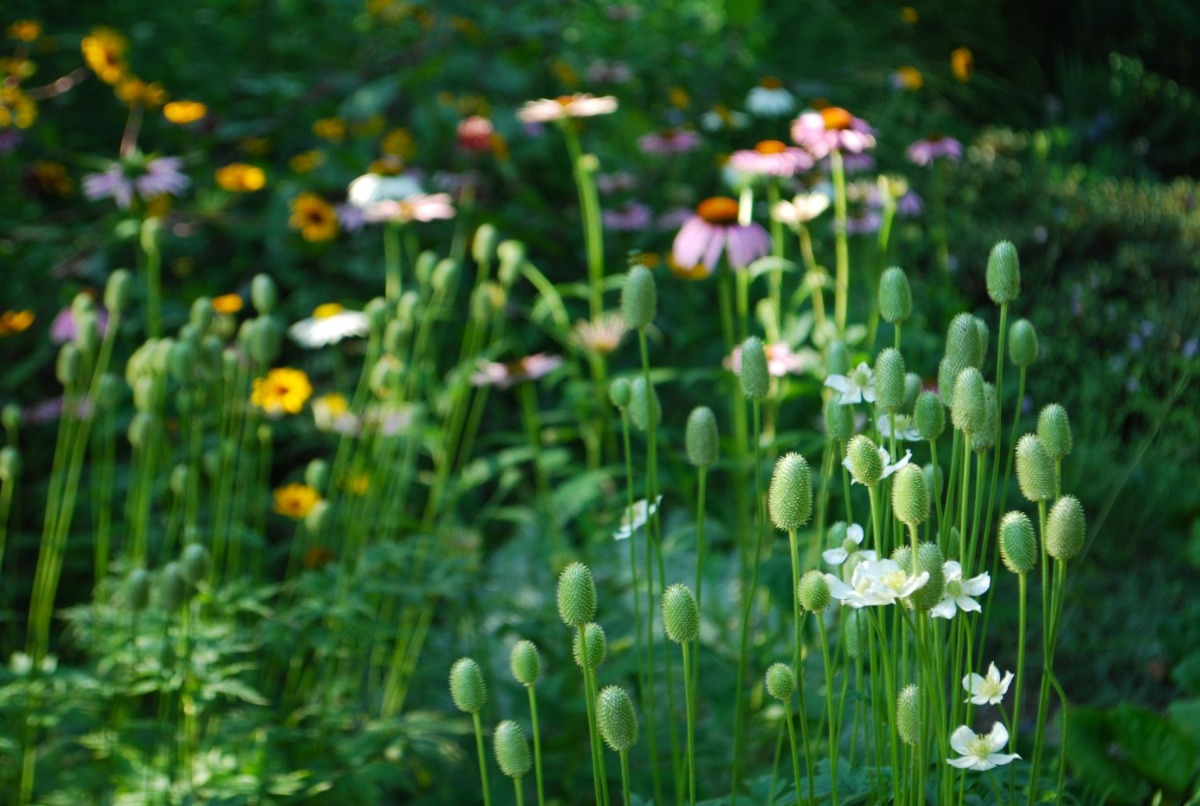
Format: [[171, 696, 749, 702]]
[[825, 557, 928, 608], [289, 304, 370, 348], [947, 723, 1020, 771], [876, 414, 922, 442], [771, 192, 831, 227], [361, 193, 455, 224], [312, 392, 360, 434], [963, 662, 1014, 706], [823, 523, 865, 566], [699, 104, 749, 131], [517, 93, 618, 124], [825, 361, 875, 405], [347, 173, 423, 208], [746, 80, 795, 117], [930, 561, 991, 619], [614, 495, 662, 540], [841, 446, 912, 485]]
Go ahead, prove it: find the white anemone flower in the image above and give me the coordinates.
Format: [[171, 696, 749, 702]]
[[613, 495, 663, 540], [825, 557, 928, 608], [361, 193, 455, 224], [517, 93, 618, 124], [947, 723, 1020, 771], [876, 414, 922, 442], [822, 523, 866, 566], [745, 78, 795, 117], [930, 561, 991, 619], [842, 445, 912, 485], [771, 192, 831, 228], [289, 304, 371, 348], [825, 361, 875, 405], [347, 173, 423, 208], [963, 662, 1014, 706]]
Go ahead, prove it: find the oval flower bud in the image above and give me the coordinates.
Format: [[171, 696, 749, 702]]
[[510, 640, 541, 687], [557, 562, 597, 628], [126, 568, 151, 612], [56, 343, 81, 387], [662, 584, 700, 643], [798, 569, 831, 612], [1046, 495, 1085, 561], [105, 268, 134, 313], [1015, 434, 1056, 502], [572, 622, 608, 670], [251, 274, 278, 315], [897, 684, 921, 746], [449, 657, 487, 714], [846, 434, 883, 486], [826, 340, 850, 377], [971, 382, 998, 453], [768, 452, 813, 531], [494, 720, 532, 779], [0, 446, 21, 483], [844, 609, 865, 658], [1009, 318, 1039, 368], [879, 267, 913, 325], [951, 367, 987, 434], [629, 377, 661, 431], [597, 685, 639, 752], [765, 662, 796, 701], [1037, 403, 1073, 460], [609, 377, 632, 410], [685, 406, 719, 467], [914, 391, 945, 441], [986, 240, 1021, 305], [911, 542, 946, 612], [472, 223, 499, 266], [999, 511, 1037, 574], [825, 397, 855, 443], [739, 336, 769, 401], [621, 265, 657, 329], [903, 373, 922, 415], [159, 562, 189, 612], [891, 464, 929, 528], [874, 348, 906, 412], [946, 313, 982, 374], [179, 544, 211, 585], [305, 458, 330, 492]]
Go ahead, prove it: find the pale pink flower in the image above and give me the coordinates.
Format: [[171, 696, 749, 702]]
[[726, 341, 819, 378], [637, 128, 701, 155], [671, 197, 769, 273], [471, 354, 564, 388], [791, 107, 876, 158], [729, 139, 814, 177], [517, 94, 618, 124], [906, 134, 963, 166], [361, 193, 455, 224]]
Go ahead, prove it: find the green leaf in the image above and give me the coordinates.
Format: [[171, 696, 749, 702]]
[[745, 256, 798, 281], [1110, 703, 1200, 795], [1065, 706, 1149, 804]]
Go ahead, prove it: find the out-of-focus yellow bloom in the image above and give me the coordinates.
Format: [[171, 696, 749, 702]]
[[163, 100, 207, 125], [0, 310, 35, 336], [551, 58, 579, 88], [900, 6, 919, 23], [273, 483, 321, 518], [30, 162, 73, 196], [669, 86, 690, 109], [81, 27, 127, 84], [252, 367, 314, 415], [380, 127, 415, 160], [952, 47, 974, 82], [211, 294, 244, 314], [8, 21, 42, 42], [215, 163, 266, 192], [894, 66, 923, 91], [1, 57, 36, 80], [342, 473, 370, 496], [289, 150, 325, 174], [312, 117, 347, 143], [115, 77, 168, 109], [288, 193, 338, 242], [0, 85, 37, 129], [239, 136, 272, 156], [367, 155, 405, 175], [351, 115, 385, 137], [145, 195, 172, 218]]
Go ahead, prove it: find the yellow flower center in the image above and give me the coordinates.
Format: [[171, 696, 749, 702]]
[[697, 196, 740, 225], [820, 107, 854, 131], [755, 140, 789, 155], [313, 302, 344, 319]]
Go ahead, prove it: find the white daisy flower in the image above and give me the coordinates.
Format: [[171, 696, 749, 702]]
[[963, 662, 1014, 706], [745, 78, 795, 117], [289, 304, 371, 348], [613, 495, 663, 541], [771, 192, 831, 227], [876, 414, 922, 442], [947, 723, 1020, 771], [312, 392, 360, 434], [361, 193, 455, 224], [517, 93, 618, 124], [825, 361, 875, 405], [822, 523, 866, 566], [930, 561, 991, 619], [825, 557, 928, 608], [347, 173, 423, 208]]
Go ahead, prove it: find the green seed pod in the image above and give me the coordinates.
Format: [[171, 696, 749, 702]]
[[493, 720, 532, 779], [132, 376, 155, 413], [1046, 495, 1085, 561], [472, 223, 500, 267], [914, 391, 945, 441], [845, 434, 883, 486], [621, 265, 657, 329], [305, 458, 330, 493], [878, 266, 913, 325], [189, 296, 214, 333], [250, 274, 278, 315], [798, 569, 831, 612], [1015, 434, 1056, 502], [449, 657, 487, 714], [432, 258, 460, 297], [159, 562, 188, 612], [597, 685, 639, 752], [510, 640, 541, 687], [826, 340, 850, 377], [890, 544, 912, 572], [497, 240, 526, 289], [765, 663, 796, 702], [169, 464, 189, 497], [825, 397, 855, 443], [608, 377, 632, 410], [104, 268, 134, 313], [946, 313, 982, 374], [128, 412, 160, 449], [75, 312, 101, 355], [768, 452, 812, 531], [1037, 403, 1073, 460], [383, 320, 406, 355], [903, 373, 922, 415], [629, 377, 661, 431], [71, 291, 95, 318], [365, 297, 388, 333], [999, 511, 1037, 574], [1009, 318, 1039, 368], [56, 343, 81, 387], [168, 340, 196, 383], [662, 584, 700, 643], [414, 250, 438, 289], [126, 568, 151, 612], [0, 446, 22, 483], [971, 382, 998, 453], [556, 562, 597, 628], [951, 367, 987, 434], [891, 464, 929, 528], [304, 500, 331, 535], [844, 609, 865, 659], [973, 316, 990, 366], [572, 622, 608, 670], [897, 684, 921, 746], [685, 406, 719, 467], [180, 543, 211, 585], [739, 336, 769, 401], [874, 348, 906, 412], [937, 357, 956, 407], [986, 240, 1021, 305], [911, 542, 946, 612], [249, 317, 283, 365], [2, 403, 20, 432]]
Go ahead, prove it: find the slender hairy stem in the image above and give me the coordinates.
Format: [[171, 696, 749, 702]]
[[817, 616, 839, 804], [472, 712, 492, 806], [682, 641, 697, 806], [528, 686, 545, 806], [620, 750, 632, 806], [830, 149, 850, 338], [783, 701, 803, 806]]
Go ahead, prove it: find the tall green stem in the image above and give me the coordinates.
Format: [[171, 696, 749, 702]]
[[472, 712, 493, 806], [528, 687, 545, 806], [830, 149, 850, 338]]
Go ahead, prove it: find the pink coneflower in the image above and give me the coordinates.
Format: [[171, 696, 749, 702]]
[[471, 354, 564, 388], [602, 202, 653, 231], [637, 128, 701, 155], [457, 115, 495, 153], [82, 155, 191, 209], [905, 133, 963, 166], [729, 139, 814, 177], [51, 306, 109, 344], [896, 190, 924, 218], [361, 193, 455, 224], [726, 341, 820, 378], [672, 196, 770, 274], [517, 93, 618, 124], [791, 107, 876, 158]]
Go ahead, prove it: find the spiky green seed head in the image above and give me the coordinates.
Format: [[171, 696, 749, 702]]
[[765, 663, 796, 702], [128, 411, 160, 450], [493, 720, 532, 779], [914, 391, 946, 441], [557, 562, 597, 628], [874, 348, 907, 412], [685, 406, 719, 467], [879, 267, 913, 325], [510, 640, 541, 686], [497, 240, 527, 287], [0, 446, 21, 483], [768, 452, 813, 531], [621, 265, 657, 329], [844, 609, 865, 659], [740, 336, 770, 400], [75, 312, 101, 354], [912, 543, 946, 612], [903, 373, 923, 415], [1, 403, 20, 432], [179, 544, 210, 585], [304, 500, 331, 535], [1009, 318, 1039, 368], [126, 568, 151, 612], [891, 464, 929, 528], [999, 511, 1037, 574], [1038, 403, 1073, 460], [56, 343, 81, 387], [1016, 434, 1056, 502], [1046, 495, 1085, 561], [986, 240, 1021, 305], [825, 397, 855, 443], [890, 544, 912, 572], [472, 223, 499, 266], [104, 268, 134, 313], [305, 458, 330, 493], [946, 313, 983, 373], [250, 274, 278, 315], [159, 562, 188, 612], [897, 684, 921, 746], [608, 377, 631, 410], [826, 340, 850, 377], [846, 434, 883, 486], [973, 316, 990, 366], [951, 367, 987, 434], [937, 357, 956, 407], [971, 382, 999, 453], [449, 657, 487, 714], [597, 685, 639, 751], [572, 623, 608, 670], [662, 584, 700, 643], [798, 570, 831, 612], [629, 376, 661, 431]]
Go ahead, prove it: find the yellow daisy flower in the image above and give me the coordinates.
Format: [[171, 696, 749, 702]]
[[211, 294, 244, 314], [80, 27, 128, 85], [288, 193, 339, 242], [251, 367, 314, 415], [312, 117, 347, 143], [8, 21, 41, 42], [163, 100, 207, 125], [0, 310, 35, 336], [893, 66, 923, 91], [115, 77, 168, 109], [273, 483, 321, 519], [952, 47, 974, 83], [215, 163, 266, 192], [0, 86, 38, 129], [380, 127, 415, 160], [289, 149, 325, 174]]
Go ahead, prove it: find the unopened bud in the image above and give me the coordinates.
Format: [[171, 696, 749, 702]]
[[609, 377, 631, 410], [472, 223, 499, 266], [951, 367, 987, 434], [999, 511, 1037, 574], [891, 464, 929, 528], [180, 543, 211, 585], [1037, 403, 1072, 460], [903, 373, 922, 415], [986, 240, 1021, 305], [874, 348, 906, 412], [557, 562, 597, 628], [879, 267, 913, 325], [448, 657, 487, 714], [765, 662, 796, 701], [1009, 319, 1039, 368], [629, 377, 660, 431], [250, 274, 277, 315], [1015, 434, 1056, 502], [597, 685, 639, 752], [946, 313, 982, 373], [56, 343, 81, 387], [494, 720, 532, 779], [911, 542, 946, 612], [159, 562, 188, 612], [768, 452, 812, 531], [662, 584, 700, 643], [621, 265, 657, 329], [572, 622, 607, 669], [739, 336, 769, 400], [105, 268, 134, 313], [798, 569, 831, 612], [126, 568, 151, 611], [971, 382, 998, 453], [846, 434, 883, 486], [914, 391, 945, 441], [825, 397, 855, 443], [1046, 495, 1085, 561], [510, 640, 541, 686], [897, 684, 921, 746], [685, 406, 719, 467]]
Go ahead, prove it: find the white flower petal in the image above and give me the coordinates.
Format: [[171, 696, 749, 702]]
[[962, 572, 992, 596], [947, 756, 981, 770], [986, 721, 1010, 750], [955, 594, 983, 614], [823, 547, 849, 565], [930, 598, 958, 619], [847, 524, 864, 544], [825, 374, 849, 393], [949, 725, 975, 756]]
